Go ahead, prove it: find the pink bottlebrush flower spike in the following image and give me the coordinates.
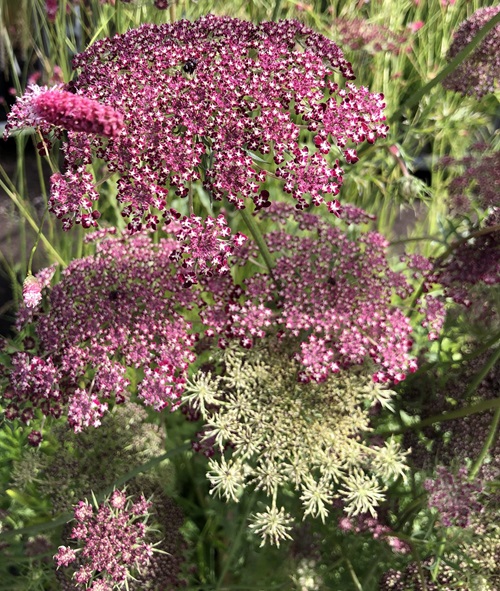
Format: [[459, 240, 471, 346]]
[[4, 85, 124, 139]]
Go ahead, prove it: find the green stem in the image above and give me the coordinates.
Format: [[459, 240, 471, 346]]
[[461, 346, 500, 400], [393, 492, 427, 530], [384, 397, 500, 436], [239, 208, 275, 276], [271, 0, 282, 21], [389, 236, 447, 247], [345, 558, 363, 591], [215, 493, 256, 590], [469, 406, 500, 481], [0, 175, 66, 267], [392, 10, 500, 120], [431, 532, 446, 583], [27, 207, 50, 276]]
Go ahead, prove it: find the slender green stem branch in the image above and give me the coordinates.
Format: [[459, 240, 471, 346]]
[[390, 236, 447, 247], [384, 397, 500, 436], [462, 347, 500, 400], [27, 207, 50, 276], [469, 407, 500, 481], [392, 10, 500, 120], [271, 0, 282, 21], [216, 494, 256, 590], [239, 208, 276, 276], [345, 558, 363, 591], [0, 177, 66, 267], [188, 181, 194, 215]]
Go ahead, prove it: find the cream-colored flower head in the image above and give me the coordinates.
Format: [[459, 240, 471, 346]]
[[183, 343, 409, 545]]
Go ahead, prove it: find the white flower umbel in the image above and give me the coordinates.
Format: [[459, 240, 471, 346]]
[[249, 503, 294, 548], [370, 437, 410, 484], [338, 469, 386, 517], [300, 476, 333, 523], [183, 372, 221, 416], [184, 343, 408, 543], [207, 455, 245, 503]]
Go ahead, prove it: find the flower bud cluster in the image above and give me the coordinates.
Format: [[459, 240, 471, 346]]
[[54, 490, 154, 590], [424, 466, 482, 528], [4, 85, 124, 139], [339, 512, 410, 554]]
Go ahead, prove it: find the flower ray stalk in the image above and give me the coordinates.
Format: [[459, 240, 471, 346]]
[[392, 9, 500, 120]]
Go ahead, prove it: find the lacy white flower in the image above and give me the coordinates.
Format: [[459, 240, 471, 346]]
[[300, 476, 334, 523], [184, 344, 407, 543], [338, 470, 386, 517], [207, 455, 245, 503], [370, 437, 410, 484], [248, 504, 294, 548], [183, 372, 221, 415]]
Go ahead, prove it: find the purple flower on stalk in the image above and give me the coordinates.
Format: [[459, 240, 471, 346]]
[[22, 275, 43, 308], [43, 14, 387, 230], [443, 6, 500, 98], [54, 489, 154, 589], [424, 466, 482, 528], [21, 265, 56, 309]]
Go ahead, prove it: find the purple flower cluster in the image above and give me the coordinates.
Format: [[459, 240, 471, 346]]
[[424, 466, 482, 528], [442, 146, 499, 213], [443, 5, 500, 98], [201, 203, 438, 384], [437, 208, 500, 306], [380, 557, 457, 591], [54, 490, 153, 590], [338, 513, 410, 554], [167, 213, 247, 287], [39, 14, 387, 230], [331, 18, 409, 55], [5, 232, 203, 432]]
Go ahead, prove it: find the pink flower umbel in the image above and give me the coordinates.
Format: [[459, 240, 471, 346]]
[[54, 490, 154, 589], [4, 85, 124, 139], [169, 214, 247, 287], [34, 15, 387, 229], [424, 466, 482, 528], [6, 232, 204, 430], [201, 203, 441, 384]]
